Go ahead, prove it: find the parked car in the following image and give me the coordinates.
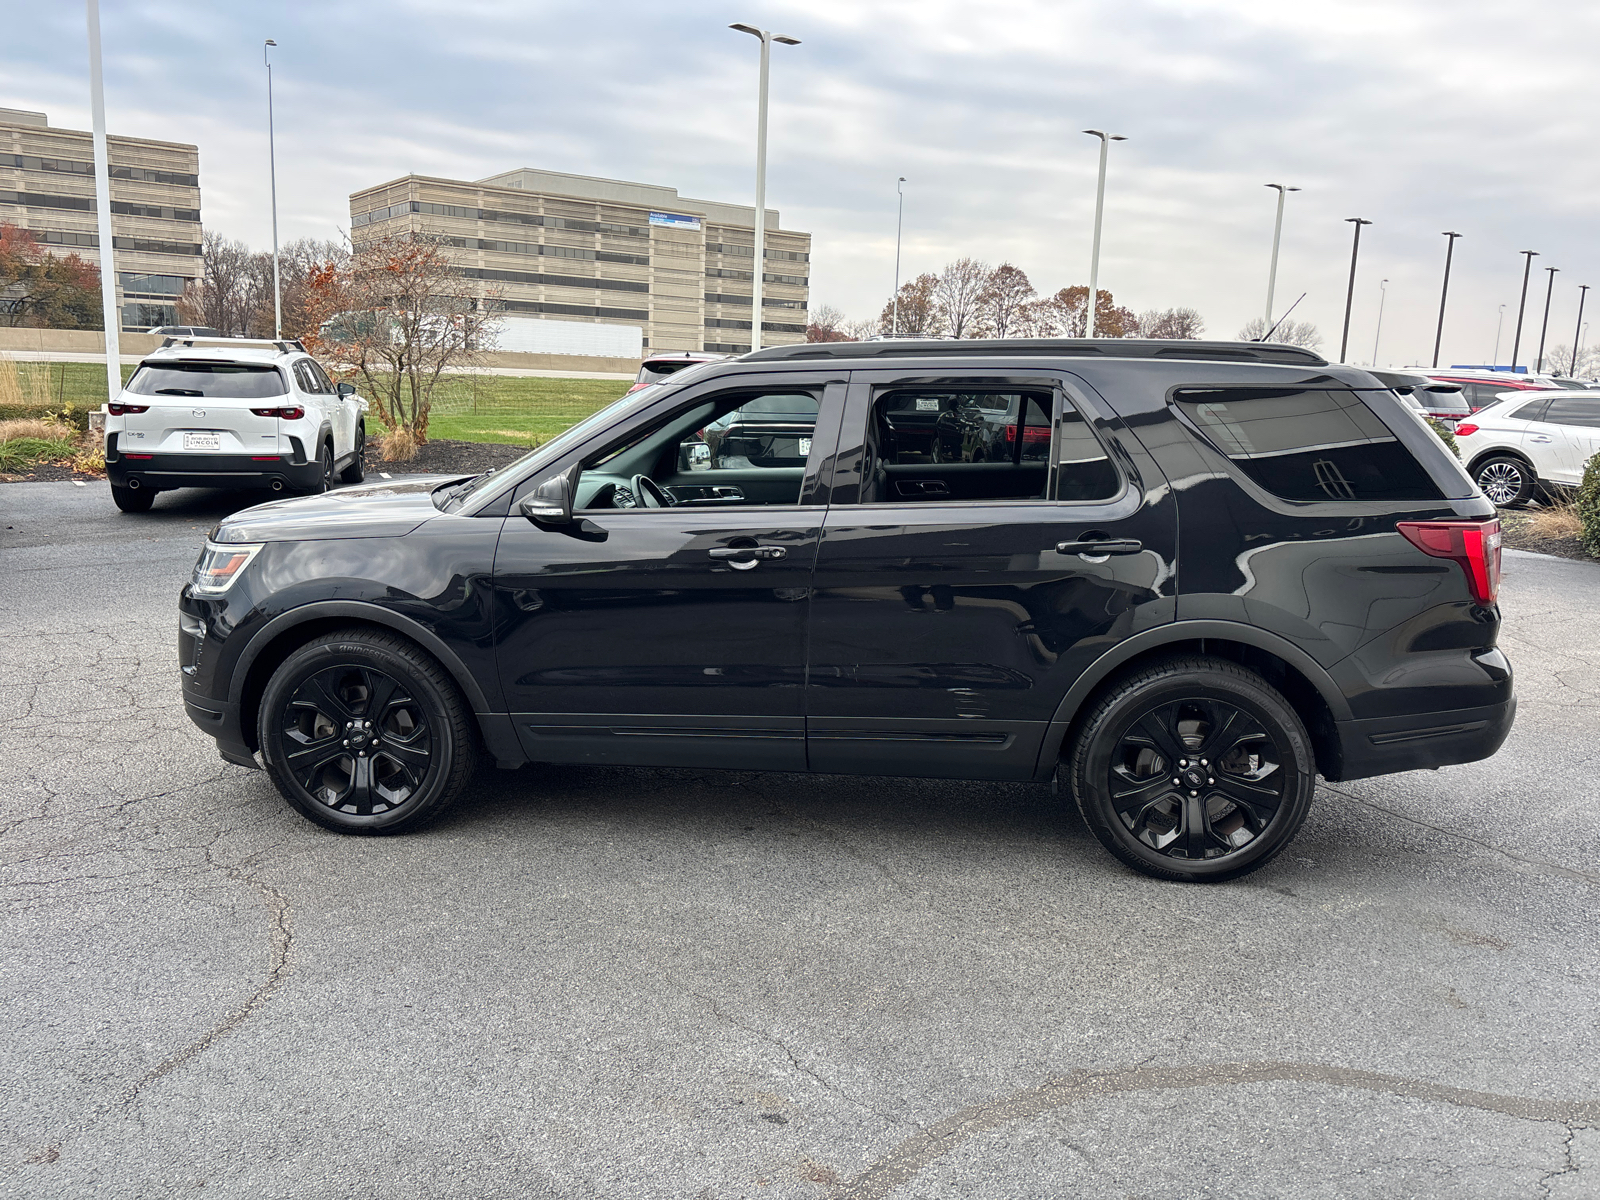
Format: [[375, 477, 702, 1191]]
[[628, 352, 727, 394], [1368, 370, 1471, 428], [179, 338, 1512, 883], [105, 337, 367, 512], [1423, 369, 1564, 413], [1453, 389, 1600, 504], [698, 392, 818, 469], [928, 392, 1054, 462]]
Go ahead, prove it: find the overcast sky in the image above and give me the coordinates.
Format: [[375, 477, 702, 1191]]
[[7, 0, 1599, 367]]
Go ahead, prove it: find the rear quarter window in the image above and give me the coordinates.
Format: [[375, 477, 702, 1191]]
[[1175, 387, 1447, 502]]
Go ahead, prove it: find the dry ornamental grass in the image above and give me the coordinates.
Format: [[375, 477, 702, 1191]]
[[1524, 501, 1584, 541]]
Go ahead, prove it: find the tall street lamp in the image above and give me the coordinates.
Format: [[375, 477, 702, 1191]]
[[1339, 217, 1372, 362], [85, 0, 121, 404], [1263, 183, 1300, 325], [1431, 231, 1461, 369], [1510, 249, 1538, 369], [1371, 279, 1389, 366], [1536, 265, 1559, 373], [892, 176, 907, 337], [1571, 285, 1591, 377], [265, 39, 281, 339], [730, 23, 800, 353], [1493, 304, 1506, 365], [1082, 129, 1125, 338]]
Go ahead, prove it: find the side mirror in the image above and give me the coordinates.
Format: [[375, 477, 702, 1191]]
[[518, 464, 578, 525], [336, 382, 356, 397]]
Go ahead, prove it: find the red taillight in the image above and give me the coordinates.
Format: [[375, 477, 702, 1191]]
[[251, 455, 282, 461], [125, 453, 153, 460], [1454, 423, 1479, 437], [250, 406, 305, 420], [1004, 424, 1051, 443], [1397, 519, 1502, 606], [108, 402, 149, 415]]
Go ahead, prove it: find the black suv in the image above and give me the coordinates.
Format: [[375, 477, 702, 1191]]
[[179, 339, 1513, 882]]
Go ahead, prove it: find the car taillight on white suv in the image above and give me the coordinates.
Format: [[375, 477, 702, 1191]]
[[1396, 519, 1502, 605]]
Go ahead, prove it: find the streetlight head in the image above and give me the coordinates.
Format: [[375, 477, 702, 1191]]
[[1345, 217, 1372, 225], [1288, 187, 1301, 192], [264, 38, 276, 45], [1110, 135, 1127, 141], [898, 176, 907, 182], [729, 23, 762, 37], [1442, 230, 1460, 237], [772, 34, 801, 45]]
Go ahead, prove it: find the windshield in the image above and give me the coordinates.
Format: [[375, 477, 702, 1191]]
[[125, 363, 287, 398]]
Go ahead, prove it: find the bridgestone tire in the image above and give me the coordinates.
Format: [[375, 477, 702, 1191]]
[[258, 629, 478, 834], [1068, 655, 1316, 883], [1473, 455, 1536, 507], [111, 484, 154, 513]]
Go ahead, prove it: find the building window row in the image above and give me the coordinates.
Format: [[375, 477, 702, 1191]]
[[458, 266, 649, 294], [500, 299, 649, 321], [705, 266, 808, 285], [118, 272, 190, 296], [111, 200, 200, 222], [0, 190, 198, 222], [705, 242, 810, 263], [704, 318, 807, 333], [703, 341, 751, 353], [354, 200, 649, 239], [704, 293, 807, 310], [2, 155, 199, 187], [442, 235, 648, 267], [115, 235, 202, 255]]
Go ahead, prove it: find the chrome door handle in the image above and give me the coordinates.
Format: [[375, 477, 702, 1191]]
[[1528, 435, 1553, 443], [1056, 538, 1142, 556]]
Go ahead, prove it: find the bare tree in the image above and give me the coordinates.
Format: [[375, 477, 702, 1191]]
[[934, 257, 991, 339], [1137, 307, 1206, 339], [841, 317, 878, 341], [178, 231, 262, 336], [1028, 286, 1138, 338], [309, 231, 501, 458], [1540, 343, 1600, 378], [977, 263, 1036, 338], [877, 273, 944, 337], [1238, 316, 1323, 350], [806, 303, 853, 342]]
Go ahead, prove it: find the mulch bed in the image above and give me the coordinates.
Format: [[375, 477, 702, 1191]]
[[0, 462, 103, 483], [1499, 510, 1597, 563], [362, 437, 530, 476]]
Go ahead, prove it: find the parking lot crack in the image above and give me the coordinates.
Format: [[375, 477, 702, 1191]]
[[1537, 1124, 1580, 1198]]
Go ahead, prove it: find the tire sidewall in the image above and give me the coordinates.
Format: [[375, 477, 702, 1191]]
[[1474, 456, 1531, 506], [1072, 667, 1316, 882], [258, 637, 461, 833]]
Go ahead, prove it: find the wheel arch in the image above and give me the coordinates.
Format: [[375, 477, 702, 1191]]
[[1465, 444, 1536, 477], [1034, 621, 1351, 782], [229, 601, 493, 754]]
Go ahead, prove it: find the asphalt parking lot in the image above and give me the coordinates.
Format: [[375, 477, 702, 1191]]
[[2, 481, 1598, 1199]]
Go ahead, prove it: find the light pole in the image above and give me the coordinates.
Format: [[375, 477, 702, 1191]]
[[1263, 183, 1300, 325], [1371, 279, 1389, 366], [85, 0, 121, 404], [265, 39, 281, 339], [1572, 286, 1591, 377], [1339, 217, 1372, 362], [1082, 129, 1125, 338], [1492, 304, 1506, 365], [892, 176, 907, 337], [1432, 231, 1461, 369], [730, 23, 800, 353], [1536, 265, 1559, 373], [1510, 249, 1538, 369]]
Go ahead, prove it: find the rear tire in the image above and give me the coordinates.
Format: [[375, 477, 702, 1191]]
[[1068, 656, 1316, 883], [340, 425, 366, 485], [1473, 454, 1536, 507], [257, 629, 478, 834], [111, 483, 154, 513], [305, 441, 334, 494]]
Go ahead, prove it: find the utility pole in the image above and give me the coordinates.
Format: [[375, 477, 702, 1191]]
[[1536, 265, 1559, 373], [265, 40, 281, 339], [1082, 130, 1125, 338], [85, 0, 121, 404], [1431, 231, 1461, 369], [1339, 218, 1372, 362], [730, 24, 800, 353], [1263, 184, 1300, 325], [1511, 250, 1538, 370], [892, 177, 906, 337]]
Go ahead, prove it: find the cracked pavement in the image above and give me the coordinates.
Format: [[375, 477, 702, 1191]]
[[2, 481, 1598, 1198]]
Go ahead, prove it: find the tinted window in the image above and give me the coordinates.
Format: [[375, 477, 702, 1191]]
[[125, 363, 288, 399], [1542, 396, 1600, 429], [1176, 387, 1444, 502], [682, 393, 819, 471], [1505, 397, 1551, 422]]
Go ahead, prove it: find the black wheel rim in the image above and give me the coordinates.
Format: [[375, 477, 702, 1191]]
[[1107, 697, 1290, 861], [1478, 461, 1522, 505], [280, 665, 433, 815]]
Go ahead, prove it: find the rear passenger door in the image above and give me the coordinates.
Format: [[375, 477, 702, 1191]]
[[1535, 395, 1600, 485], [804, 369, 1177, 781]]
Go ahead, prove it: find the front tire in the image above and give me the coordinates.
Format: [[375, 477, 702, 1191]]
[[1473, 454, 1536, 507], [257, 630, 478, 834], [111, 483, 154, 513], [1068, 656, 1316, 883]]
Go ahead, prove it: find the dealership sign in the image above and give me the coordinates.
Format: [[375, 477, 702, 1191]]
[[649, 211, 702, 230]]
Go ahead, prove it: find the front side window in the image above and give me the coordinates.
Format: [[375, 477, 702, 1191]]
[[683, 393, 819, 472], [124, 363, 288, 399], [1176, 387, 1444, 502]]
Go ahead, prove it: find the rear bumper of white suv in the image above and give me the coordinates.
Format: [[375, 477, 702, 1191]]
[[107, 434, 324, 493]]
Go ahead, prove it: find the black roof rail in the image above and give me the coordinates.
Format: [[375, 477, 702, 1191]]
[[740, 338, 1329, 368]]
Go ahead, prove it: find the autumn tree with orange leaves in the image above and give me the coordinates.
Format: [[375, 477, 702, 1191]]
[[307, 231, 500, 458]]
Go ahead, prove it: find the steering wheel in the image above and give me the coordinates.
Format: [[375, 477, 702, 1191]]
[[631, 474, 673, 508]]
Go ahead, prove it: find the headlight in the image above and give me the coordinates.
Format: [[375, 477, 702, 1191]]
[[191, 542, 263, 594]]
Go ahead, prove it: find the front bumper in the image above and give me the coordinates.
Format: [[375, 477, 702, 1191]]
[[108, 437, 322, 492]]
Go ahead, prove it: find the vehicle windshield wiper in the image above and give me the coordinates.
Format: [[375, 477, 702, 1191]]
[[434, 473, 487, 510], [155, 388, 204, 396]]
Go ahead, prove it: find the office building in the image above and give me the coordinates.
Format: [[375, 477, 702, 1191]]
[[0, 107, 202, 332], [349, 167, 810, 355]]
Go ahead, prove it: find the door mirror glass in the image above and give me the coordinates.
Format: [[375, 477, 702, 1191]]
[[519, 465, 577, 524], [336, 382, 356, 397]]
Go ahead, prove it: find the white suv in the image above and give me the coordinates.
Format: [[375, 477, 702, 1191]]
[[105, 337, 368, 513], [1454, 390, 1600, 505]]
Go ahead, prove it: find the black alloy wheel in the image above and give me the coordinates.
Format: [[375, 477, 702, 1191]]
[[258, 630, 477, 833], [1473, 455, 1535, 507], [1070, 657, 1315, 882]]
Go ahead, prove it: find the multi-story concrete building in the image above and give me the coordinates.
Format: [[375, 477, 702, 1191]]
[[0, 107, 202, 332], [348, 167, 810, 356]]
